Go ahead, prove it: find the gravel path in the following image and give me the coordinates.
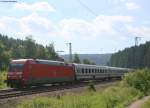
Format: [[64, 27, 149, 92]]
[[128, 96, 150, 108]]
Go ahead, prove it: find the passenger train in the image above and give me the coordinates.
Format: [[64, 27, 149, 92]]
[[6, 59, 131, 88]]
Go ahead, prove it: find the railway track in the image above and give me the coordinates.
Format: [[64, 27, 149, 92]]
[[0, 80, 118, 100]]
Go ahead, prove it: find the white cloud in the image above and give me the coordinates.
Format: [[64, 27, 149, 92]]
[[0, 13, 134, 44], [0, 13, 58, 40], [0, 22, 4, 28], [14, 2, 56, 12], [59, 15, 133, 40], [20, 13, 57, 34], [126, 2, 140, 10]]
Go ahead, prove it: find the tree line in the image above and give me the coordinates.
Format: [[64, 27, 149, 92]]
[[73, 53, 95, 65], [0, 34, 60, 70], [108, 41, 150, 69], [0, 34, 95, 71]]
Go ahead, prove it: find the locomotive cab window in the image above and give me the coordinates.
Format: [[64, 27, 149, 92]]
[[9, 63, 24, 72]]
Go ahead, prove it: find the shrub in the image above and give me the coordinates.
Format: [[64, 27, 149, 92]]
[[88, 80, 96, 92], [122, 68, 150, 95], [102, 86, 142, 108], [0, 71, 7, 89]]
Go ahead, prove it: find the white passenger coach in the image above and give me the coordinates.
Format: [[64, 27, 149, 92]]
[[73, 64, 130, 80]]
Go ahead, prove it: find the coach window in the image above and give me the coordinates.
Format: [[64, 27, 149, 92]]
[[85, 69, 87, 74], [82, 68, 84, 73], [100, 69, 102, 73]]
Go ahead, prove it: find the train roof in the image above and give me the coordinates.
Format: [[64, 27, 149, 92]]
[[73, 63, 131, 70], [35, 59, 72, 66], [11, 59, 33, 63], [12, 59, 71, 66], [11, 59, 131, 70]]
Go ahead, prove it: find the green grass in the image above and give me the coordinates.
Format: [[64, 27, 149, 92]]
[[0, 71, 7, 89], [141, 98, 150, 108], [17, 85, 143, 108], [17, 87, 142, 108]]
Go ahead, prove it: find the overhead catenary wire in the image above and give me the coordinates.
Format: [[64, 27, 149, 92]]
[[76, 0, 97, 17], [76, 0, 142, 46]]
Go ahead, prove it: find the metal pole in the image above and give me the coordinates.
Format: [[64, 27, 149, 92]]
[[135, 37, 142, 46], [69, 43, 72, 63], [66, 42, 72, 63]]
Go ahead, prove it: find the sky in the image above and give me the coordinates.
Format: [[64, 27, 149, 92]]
[[0, 0, 150, 54]]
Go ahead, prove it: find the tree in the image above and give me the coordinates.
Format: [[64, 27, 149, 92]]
[[45, 43, 59, 60], [73, 53, 81, 63], [0, 34, 61, 69], [83, 58, 91, 64], [24, 36, 36, 58], [0, 41, 10, 70]]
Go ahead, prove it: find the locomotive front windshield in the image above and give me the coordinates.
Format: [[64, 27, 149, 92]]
[[9, 63, 24, 72]]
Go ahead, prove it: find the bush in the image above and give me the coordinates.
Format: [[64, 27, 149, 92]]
[[102, 86, 142, 108], [88, 80, 96, 92], [122, 68, 150, 95], [0, 71, 7, 89]]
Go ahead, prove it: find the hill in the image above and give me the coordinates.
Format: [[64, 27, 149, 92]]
[[61, 54, 112, 65], [108, 41, 150, 69]]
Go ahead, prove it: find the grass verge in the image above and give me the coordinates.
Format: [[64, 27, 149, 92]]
[[140, 97, 150, 108]]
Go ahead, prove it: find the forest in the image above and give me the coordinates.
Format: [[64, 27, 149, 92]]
[[0, 34, 60, 70], [1, 33, 150, 70], [108, 41, 150, 69]]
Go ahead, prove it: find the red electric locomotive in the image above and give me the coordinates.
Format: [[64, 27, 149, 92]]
[[7, 59, 75, 88]]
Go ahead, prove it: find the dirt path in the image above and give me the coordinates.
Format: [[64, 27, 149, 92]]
[[128, 96, 150, 108]]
